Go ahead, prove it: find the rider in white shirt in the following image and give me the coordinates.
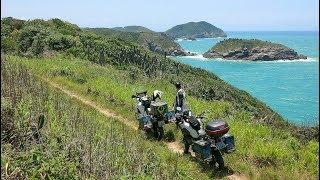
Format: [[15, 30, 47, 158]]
[[173, 82, 189, 113]]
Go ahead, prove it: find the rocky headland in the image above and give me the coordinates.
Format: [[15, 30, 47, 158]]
[[203, 38, 307, 60]]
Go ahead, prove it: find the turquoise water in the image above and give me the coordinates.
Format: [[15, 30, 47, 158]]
[[174, 31, 319, 125]]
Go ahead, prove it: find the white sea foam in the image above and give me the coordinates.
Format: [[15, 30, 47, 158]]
[[195, 56, 319, 63], [184, 54, 207, 60], [264, 57, 318, 63], [204, 57, 250, 63]]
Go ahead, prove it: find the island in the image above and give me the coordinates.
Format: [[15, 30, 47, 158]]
[[203, 38, 307, 60], [165, 21, 227, 39]]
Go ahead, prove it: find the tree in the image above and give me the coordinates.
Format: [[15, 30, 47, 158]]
[[1, 37, 16, 53], [31, 35, 45, 56], [99, 49, 105, 65]]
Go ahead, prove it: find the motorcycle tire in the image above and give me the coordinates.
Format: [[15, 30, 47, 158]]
[[152, 121, 159, 139], [158, 126, 164, 140], [212, 149, 225, 169]]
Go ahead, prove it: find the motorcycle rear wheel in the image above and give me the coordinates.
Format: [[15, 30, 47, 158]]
[[212, 149, 225, 169], [152, 124, 164, 140], [158, 126, 164, 140]]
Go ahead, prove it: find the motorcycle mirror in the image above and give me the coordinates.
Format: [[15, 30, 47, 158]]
[[197, 116, 205, 119]]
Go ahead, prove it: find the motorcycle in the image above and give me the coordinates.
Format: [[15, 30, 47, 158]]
[[175, 107, 235, 169], [132, 90, 174, 140]]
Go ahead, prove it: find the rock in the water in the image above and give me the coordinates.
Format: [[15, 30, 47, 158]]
[[186, 37, 197, 41], [203, 38, 307, 61]]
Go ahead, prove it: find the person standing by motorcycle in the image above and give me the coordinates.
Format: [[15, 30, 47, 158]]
[[151, 90, 165, 140], [173, 82, 192, 154], [173, 82, 189, 113]]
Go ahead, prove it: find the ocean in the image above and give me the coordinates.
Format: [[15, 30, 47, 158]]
[[174, 31, 319, 125]]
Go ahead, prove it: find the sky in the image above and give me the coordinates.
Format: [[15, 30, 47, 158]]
[[1, 0, 319, 31]]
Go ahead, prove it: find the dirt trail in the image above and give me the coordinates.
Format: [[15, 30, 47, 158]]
[[167, 141, 184, 154], [45, 79, 245, 180], [47, 80, 138, 131]]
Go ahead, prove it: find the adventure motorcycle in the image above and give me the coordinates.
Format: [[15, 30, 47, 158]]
[[175, 108, 235, 169], [132, 91, 174, 140]]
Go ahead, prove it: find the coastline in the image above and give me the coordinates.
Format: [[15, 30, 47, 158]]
[[173, 33, 319, 126]]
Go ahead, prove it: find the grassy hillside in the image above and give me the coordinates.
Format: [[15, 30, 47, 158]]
[[1, 17, 319, 179], [4, 54, 319, 179], [1, 57, 214, 179], [165, 21, 227, 39], [112, 25, 154, 33], [85, 27, 190, 56]]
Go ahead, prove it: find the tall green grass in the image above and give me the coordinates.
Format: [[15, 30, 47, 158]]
[[5, 54, 319, 179], [1, 57, 214, 179]]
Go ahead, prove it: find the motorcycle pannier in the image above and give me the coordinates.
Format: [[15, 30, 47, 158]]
[[138, 115, 152, 130], [192, 139, 211, 159], [150, 101, 168, 116], [222, 133, 235, 153], [205, 119, 229, 137]]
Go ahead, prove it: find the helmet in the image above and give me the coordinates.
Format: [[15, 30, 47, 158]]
[[135, 90, 147, 97], [175, 82, 182, 89]]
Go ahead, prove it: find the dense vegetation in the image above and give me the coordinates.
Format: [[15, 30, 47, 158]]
[[165, 21, 227, 39], [211, 38, 289, 53], [85, 27, 190, 56], [1, 17, 319, 179], [111, 25, 154, 33]]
